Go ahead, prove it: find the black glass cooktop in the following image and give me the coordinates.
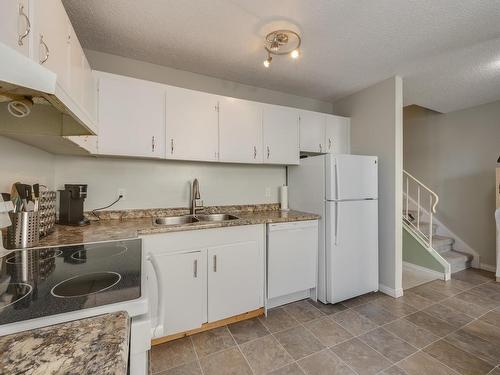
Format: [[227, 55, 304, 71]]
[[0, 239, 141, 326]]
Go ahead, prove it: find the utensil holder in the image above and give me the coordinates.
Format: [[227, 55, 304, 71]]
[[39, 191, 56, 237], [7, 211, 40, 249]]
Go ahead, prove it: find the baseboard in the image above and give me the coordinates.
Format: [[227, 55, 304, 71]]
[[379, 283, 403, 298], [403, 261, 450, 281], [266, 289, 312, 309], [478, 263, 497, 273]]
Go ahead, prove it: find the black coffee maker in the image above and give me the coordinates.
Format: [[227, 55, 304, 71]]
[[58, 184, 90, 226]]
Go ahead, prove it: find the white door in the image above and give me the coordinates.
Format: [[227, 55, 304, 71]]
[[267, 221, 318, 299], [165, 86, 219, 161], [97, 72, 166, 158], [326, 155, 378, 201], [33, 0, 70, 90], [154, 251, 204, 336], [0, 0, 31, 56], [326, 200, 378, 303], [207, 241, 262, 322], [219, 97, 263, 163], [299, 110, 325, 153], [262, 105, 299, 165], [325, 115, 350, 154]]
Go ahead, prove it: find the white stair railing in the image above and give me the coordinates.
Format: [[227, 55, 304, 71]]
[[403, 170, 439, 248]]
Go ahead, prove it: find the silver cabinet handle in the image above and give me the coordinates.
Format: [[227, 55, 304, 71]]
[[193, 259, 198, 278], [152, 136, 156, 152], [18, 4, 30, 46], [170, 138, 174, 154], [319, 144, 323, 153], [267, 146, 270, 159], [253, 146, 257, 159], [328, 138, 332, 150], [213, 255, 217, 272], [39, 35, 49, 64]]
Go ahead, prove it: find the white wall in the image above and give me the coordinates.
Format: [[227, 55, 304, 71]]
[[85, 50, 334, 113], [404, 103, 500, 267], [334, 77, 404, 296], [0, 136, 55, 192], [54, 155, 284, 210]]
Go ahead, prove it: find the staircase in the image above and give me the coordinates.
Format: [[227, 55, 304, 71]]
[[403, 170, 473, 274], [405, 209, 472, 273]]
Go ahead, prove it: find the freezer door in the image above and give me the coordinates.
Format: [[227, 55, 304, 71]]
[[326, 154, 378, 201], [326, 200, 378, 303]]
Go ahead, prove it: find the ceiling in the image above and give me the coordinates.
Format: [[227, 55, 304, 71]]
[[62, 0, 500, 113]]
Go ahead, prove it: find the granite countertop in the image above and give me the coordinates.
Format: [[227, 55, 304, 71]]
[[33, 204, 319, 248], [0, 312, 130, 375]]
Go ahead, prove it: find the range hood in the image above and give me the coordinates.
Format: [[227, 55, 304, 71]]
[[0, 42, 96, 137]]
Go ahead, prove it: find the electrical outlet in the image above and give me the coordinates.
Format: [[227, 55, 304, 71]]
[[118, 188, 127, 199], [265, 187, 271, 199]]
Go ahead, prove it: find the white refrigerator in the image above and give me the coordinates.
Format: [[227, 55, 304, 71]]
[[288, 154, 379, 304]]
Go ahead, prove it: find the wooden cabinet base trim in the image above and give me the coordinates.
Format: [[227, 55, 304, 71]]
[[151, 307, 264, 346]]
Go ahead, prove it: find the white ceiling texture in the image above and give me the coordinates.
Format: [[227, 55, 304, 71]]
[[63, 0, 500, 113]]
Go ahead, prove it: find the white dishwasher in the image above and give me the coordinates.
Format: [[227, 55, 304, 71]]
[[267, 220, 318, 307]]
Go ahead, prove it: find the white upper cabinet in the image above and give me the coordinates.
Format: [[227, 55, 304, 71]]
[[68, 25, 85, 109], [219, 97, 263, 163], [82, 57, 97, 122], [165, 86, 219, 162], [0, 0, 31, 57], [97, 72, 166, 158], [299, 110, 326, 153], [262, 105, 299, 165], [32, 0, 70, 90], [325, 115, 350, 154]]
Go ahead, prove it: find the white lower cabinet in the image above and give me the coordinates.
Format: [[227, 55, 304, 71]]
[[143, 225, 264, 339]]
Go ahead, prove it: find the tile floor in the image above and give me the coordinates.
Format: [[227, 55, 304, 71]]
[[150, 269, 500, 375]]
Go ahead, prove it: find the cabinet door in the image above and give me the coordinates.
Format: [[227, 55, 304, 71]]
[[263, 105, 299, 165], [208, 241, 262, 322], [68, 25, 84, 107], [299, 110, 325, 153], [325, 115, 350, 154], [0, 0, 31, 56], [82, 57, 97, 123], [97, 72, 166, 158], [155, 251, 204, 336], [219, 97, 263, 163], [165, 86, 219, 161], [33, 0, 69, 89]]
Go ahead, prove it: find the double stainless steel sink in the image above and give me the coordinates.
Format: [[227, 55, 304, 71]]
[[154, 213, 240, 226]]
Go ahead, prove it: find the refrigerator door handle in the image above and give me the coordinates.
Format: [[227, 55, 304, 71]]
[[335, 202, 339, 245], [335, 160, 340, 201]]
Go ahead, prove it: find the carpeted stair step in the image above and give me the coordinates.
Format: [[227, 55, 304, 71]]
[[432, 235, 455, 253], [440, 250, 473, 273]]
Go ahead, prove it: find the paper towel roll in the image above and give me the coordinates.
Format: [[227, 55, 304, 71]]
[[280, 185, 289, 211]]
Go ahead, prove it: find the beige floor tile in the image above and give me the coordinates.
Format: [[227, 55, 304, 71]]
[[227, 318, 269, 344], [453, 269, 495, 285], [463, 320, 500, 347], [468, 283, 500, 303], [158, 361, 202, 375], [423, 303, 474, 328], [380, 366, 408, 375], [191, 326, 235, 357], [331, 338, 391, 375], [455, 291, 499, 310], [342, 292, 382, 308], [274, 325, 325, 360], [267, 363, 305, 375], [445, 329, 500, 366], [151, 337, 197, 373], [359, 327, 417, 363], [372, 295, 417, 318], [353, 302, 399, 325], [424, 340, 494, 375], [258, 308, 299, 333], [384, 318, 438, 349], [282, 300, 324, 323], [407, 285, 448, 302], [307, 299, 348, 315], [199, 347, 252, 375], [398, 291, 434, 309], [425, 279, 475, 296], [304, 317, 352, 347], [398, 351, 459, 375], [480, 310, 500, 328], [331, 309, 379, 336], [404, 311, 455, 337], [298, 350, 354, 375], [440, 295, 491, 318], [488, 367, 500, 375], [239, 335, 293, 375]]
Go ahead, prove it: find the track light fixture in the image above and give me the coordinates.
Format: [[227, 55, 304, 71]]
[[263, 29, 301, 68]]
